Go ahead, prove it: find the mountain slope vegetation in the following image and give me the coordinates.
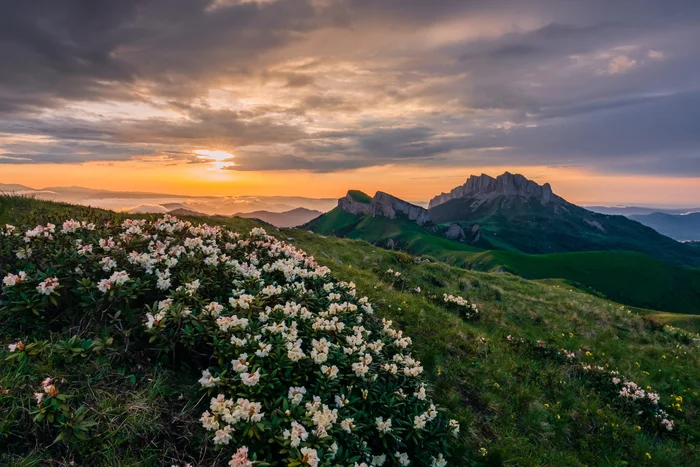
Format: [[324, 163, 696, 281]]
[[1, 196, 700, 466], [427, 175, 700, 268], [306, 174, 700, 315]]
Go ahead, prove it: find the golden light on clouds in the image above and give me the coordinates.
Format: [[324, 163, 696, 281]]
[[194, 149, 236, 171]]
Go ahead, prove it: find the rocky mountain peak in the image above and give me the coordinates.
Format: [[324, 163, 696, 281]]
[[428, 172, 557, 209], [338, 190, 429, 225]]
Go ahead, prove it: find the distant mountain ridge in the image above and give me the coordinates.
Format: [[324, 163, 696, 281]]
[[235, 207, 323, 227], [0, 183, 337, 216], [629, 212, 700, 241], [586, 205, 700, 216]]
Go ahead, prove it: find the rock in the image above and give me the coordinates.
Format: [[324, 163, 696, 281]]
[[372, 191, 429, 225], [387, 239, 395, 250], [428, 172, 560, 209], [470, 224, 481, 243], [337, 190, 429, 226], [445, 223, 465, 241], [338, 191, 372, 216]]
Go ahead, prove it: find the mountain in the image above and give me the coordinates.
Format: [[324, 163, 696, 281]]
[[428, 171, 560, 209], [629, 212, 700, 241], [126, 204, 171, 214], [235, 207, 323, 227], [426, 172, 700, 267], [586, 205, 700, 216], [305, 173, 700, 314], [0, 183, 35, 192], [0, 183, 337, 215], [168, 207, 209, 217], [338, 190, 430, 225]]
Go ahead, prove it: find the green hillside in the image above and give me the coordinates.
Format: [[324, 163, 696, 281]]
[[347, 189, 373, 204], [470, 250, 700, 315], [306, 207, 481, 266], [2, 195, 700, 466], [429, 195, 700, 268], [307, 206, 700, 315]]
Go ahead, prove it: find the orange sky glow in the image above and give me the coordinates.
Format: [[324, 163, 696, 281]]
[[2, 159, 699, 207]]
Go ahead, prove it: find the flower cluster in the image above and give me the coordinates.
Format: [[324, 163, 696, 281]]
[[507, 335, 676, 434], [582, 365, 675, 431], [382, 268, 406, 291], [442, 293, 479, 318], [1, 215, 457, 465], [34, 377, 59, 405]]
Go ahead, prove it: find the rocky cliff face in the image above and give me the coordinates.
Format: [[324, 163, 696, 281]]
[[372, 191, 429, 225], [338, 192, 372, 216], [428, 172, 559, 209], [337, 191, 429, 225]]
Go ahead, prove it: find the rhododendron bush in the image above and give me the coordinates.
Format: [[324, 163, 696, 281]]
[[1, 216, 457, 466]]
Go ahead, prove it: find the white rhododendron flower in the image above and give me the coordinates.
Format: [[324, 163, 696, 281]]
[[36, 277, 59, 295], [395, 452, 410, 466], [198, 369, 220, 388], [3, 271, 27, 287], [432, 454, 447, 467], [376, 417, 392, 434], [4, 215, 456, 463], [282, 421, 308, 447], [288, 386, 306, 405], [240, 370, 260, 387], [300, 447, 320, 467], [229, 446, 253, 467]]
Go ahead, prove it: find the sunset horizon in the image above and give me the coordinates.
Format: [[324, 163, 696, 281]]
[[2, 2, 700, 465], [3, 163, 700, 208], [2, 1, 700, 208]]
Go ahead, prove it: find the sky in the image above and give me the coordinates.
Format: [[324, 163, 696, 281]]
[[1, 0, 700, 205]]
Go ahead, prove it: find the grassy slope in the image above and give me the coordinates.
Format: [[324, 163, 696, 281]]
[[2, 196, 700, 466], [470, 250, 700, 315], [0, 196, 269, 466], [282, 229, 700, 466], [307, 208, 481, 266], [308, 208, 700, 315], [348, 190, 373, 204]]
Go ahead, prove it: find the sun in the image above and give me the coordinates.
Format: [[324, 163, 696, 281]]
[[194, 149, 236, 171]]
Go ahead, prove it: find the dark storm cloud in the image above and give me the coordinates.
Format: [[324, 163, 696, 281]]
[[1, 0, 700, 175]]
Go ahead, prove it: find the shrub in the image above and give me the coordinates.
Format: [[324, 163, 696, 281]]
[[1, 216, 457, 466]]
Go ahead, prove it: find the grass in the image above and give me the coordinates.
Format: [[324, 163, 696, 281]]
[[2, 195, 700, 466], [282, 229, 700, 465], [347, 190, 373, 204], [307, 207, 700, 315], [470, 250, 700, 315]]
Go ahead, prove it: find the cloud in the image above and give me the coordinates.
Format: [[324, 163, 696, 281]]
[[648, 49, 665, 60], [1, 0, 700, 177], [606, 55, 637, 74]]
